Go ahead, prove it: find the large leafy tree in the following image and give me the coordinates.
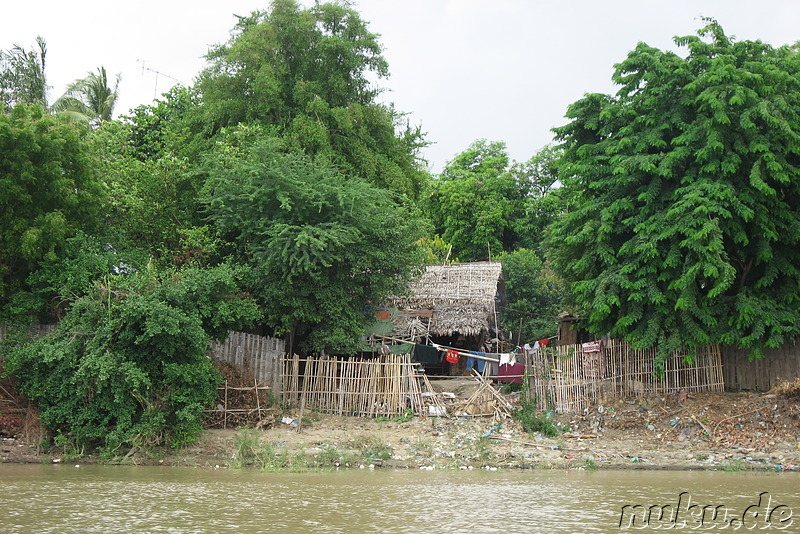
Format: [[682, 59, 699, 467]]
[[426, 139, 530, 261], [87, 119, 212, 266], [550, 20, 800, 360], [0, 105, 104, 316], [0, 36, 48, 108], [124, 85, 209, 162], [196, 0, 428, 198], [202, 135, 425, 354]]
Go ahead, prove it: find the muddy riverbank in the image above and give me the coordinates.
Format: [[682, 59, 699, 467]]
[[3, 382, 799, 472]]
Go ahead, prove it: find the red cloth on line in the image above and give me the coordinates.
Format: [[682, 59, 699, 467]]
[[538, 338, 550, 347], [445, 349, 459, 363]]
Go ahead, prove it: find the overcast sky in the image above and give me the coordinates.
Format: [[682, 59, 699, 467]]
[[4, 1, 800, 172]]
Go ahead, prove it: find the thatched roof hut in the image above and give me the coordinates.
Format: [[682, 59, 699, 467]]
[[386, 262, 504, 339]]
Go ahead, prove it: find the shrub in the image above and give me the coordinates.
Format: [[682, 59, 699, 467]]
[[4, 264, 260, 453]]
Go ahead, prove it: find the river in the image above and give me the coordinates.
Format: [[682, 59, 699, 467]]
[[0, 465, 797, 533]]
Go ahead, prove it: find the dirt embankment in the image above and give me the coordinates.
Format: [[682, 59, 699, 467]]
[[2, 378, 800, 471]]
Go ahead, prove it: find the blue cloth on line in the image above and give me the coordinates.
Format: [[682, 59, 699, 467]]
[[467, 351, 486, 373]]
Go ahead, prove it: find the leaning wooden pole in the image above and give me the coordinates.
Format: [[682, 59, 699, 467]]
[[296, 359, 312, 432]]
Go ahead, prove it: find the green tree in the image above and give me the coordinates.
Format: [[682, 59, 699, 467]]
[[5, 264, 260, 452], [196, 0, 428, 198], [124, 85, 209, 162], [0, 36, 48, 108], [511, 145, 565, 255], [0, 105, 104, 316], [511, 144, 561, 198], [52, 66, 121, 126], [426, 139, 530, 261], [87, 119, 213, 265], [202, 136, 425, 353], [499, 248, 564, 344], [550, 20, 800, 361]]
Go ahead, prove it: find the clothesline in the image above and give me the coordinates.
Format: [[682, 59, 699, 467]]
[[371, 335, 532, 365], [430, 343, 502, 363]]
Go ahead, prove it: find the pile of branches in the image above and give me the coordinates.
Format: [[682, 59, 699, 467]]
[[204, 361, 277, 429]]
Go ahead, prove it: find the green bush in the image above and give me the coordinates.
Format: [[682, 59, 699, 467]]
[[516, 398, 566, 438], [4, 264, 260, 453]]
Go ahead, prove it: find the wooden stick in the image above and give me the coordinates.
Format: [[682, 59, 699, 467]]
[[296, 359, 312, 432], [254, 377, 262, 422], [223, 380, 228, 430]]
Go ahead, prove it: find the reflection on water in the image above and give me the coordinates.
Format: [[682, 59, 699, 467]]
[[0, 464, 798, 533]]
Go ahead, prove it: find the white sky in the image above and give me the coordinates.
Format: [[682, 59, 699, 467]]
[[4, 1, 800, 172]]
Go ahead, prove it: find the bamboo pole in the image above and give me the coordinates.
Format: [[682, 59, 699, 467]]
[[296, 358, 312, 432], [223, 380, 229, 430], [254, 376, 262, 422]]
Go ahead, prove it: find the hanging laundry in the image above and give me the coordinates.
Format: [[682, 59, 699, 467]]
[[498, 362, 525, 383], [538, 338, 551, 347], [468, 351, 487, 373], [499, 352, 517, 366], [445, 349, 460, 363], [412, 344, 442, 364]]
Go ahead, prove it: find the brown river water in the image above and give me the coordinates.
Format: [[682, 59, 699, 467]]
[[0, 465, 798, 533]]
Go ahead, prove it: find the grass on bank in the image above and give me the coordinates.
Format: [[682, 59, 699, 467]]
[[229, 429, 395, 471]]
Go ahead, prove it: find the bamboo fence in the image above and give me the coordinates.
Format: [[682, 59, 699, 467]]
[[528, 341, 725, 413], [721, 344, 800, 391], [281, 354, 427, 417], [605, 340, 724, 397]]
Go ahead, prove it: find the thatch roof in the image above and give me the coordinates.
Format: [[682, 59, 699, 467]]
[[386, 262, 503, 337]]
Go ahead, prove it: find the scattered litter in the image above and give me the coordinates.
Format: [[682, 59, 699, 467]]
[[428, 406, 447, 417]]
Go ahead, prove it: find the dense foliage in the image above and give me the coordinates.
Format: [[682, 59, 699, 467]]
[[499, 249, 564, 344], [5, 265, 260, 451], [202, 135, 425, 353], [425, 139, 530, 261], [550, 20, 800, 360], [196, 0, 428, 199], [0, 105, 104, 317]]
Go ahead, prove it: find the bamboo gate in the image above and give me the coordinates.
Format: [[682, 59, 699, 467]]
[[528, 341, 725, 413]]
